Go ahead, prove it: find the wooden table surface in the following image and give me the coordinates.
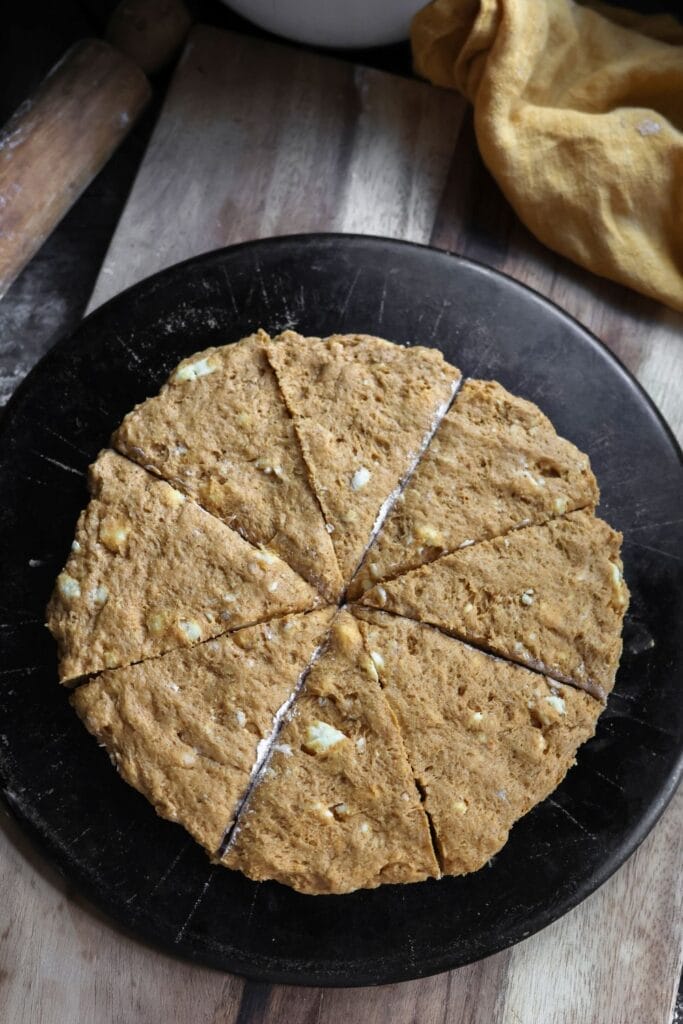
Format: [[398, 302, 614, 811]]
[[2, 26, 681, 1024]]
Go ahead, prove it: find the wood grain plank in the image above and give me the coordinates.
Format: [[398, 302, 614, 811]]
[[317, 951, 513, 1024], [0, 811, 246, 1024], [3, 24, 680, 1024], [498, 786, 683, 1024], [88, 25, 464, 311]]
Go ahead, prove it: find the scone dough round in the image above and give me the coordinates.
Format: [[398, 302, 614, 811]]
[[49, 331, 629, 894]]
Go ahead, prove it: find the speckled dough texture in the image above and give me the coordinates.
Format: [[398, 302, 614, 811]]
[[71, 610, 333, 855], [47, 450, 321, 682], [112, 331, 343, 601], [354, 609, 602, 875], [223, 611, 439, 893], [53, 330, 628, 894], [362, 510, 629, 699], [350, 379, 598, 598], [267, 331, 460, 583]]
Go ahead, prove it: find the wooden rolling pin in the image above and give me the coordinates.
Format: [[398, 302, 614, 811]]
[[0, 0, 191, 300]]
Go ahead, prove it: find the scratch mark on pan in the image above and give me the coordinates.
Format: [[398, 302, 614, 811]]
[[609, 689, 638, 702], [277, 293, 298, 331], [587, 767, 626, 793], [68, 825, 92, 846], [626, 518, 683, 534], [244, 885, 261, 932], [253, 258, 270, 310], [430, 299, 451, 341], [174, 870, 216, 943], [338, 268, 361, 321], [546, 799, 596, 838], [32, 451, 84, 476], [42, 425, 90, 459], [400, 891, 417, 962], [95, 401, 115, 421], [149, 840, 193, 897], [628, 540, 682, 563], [221, 266, 239, 317], [603, 706, 675, 736], [377, 275, 388, 325], [113, 332, 143, 366], [0, 665, 40, 677]]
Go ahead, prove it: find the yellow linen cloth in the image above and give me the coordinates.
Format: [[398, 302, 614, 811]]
[[412, 0, 683, 311]]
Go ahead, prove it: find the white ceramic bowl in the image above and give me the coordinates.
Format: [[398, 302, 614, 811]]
[[221, 0, 425, 49]]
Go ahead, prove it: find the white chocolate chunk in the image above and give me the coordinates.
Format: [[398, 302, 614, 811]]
[[304, 720, 347, 754], [58, 573, 81, 600], [255, 547, 278, 566], [161, 485, 185, 508], [351, 467, 371, 491], [179, 619, 202, 642], [361, 654, 379, 682], [254, 457, 284, 479], [99, 519, 131, 553], [312, 801, 334, 820], [90, 584, 109, 608], [545, 694, 566, 715], [414, 523, 443, 546], [174, 357, 215, 382], [521, 469, 545, 488]]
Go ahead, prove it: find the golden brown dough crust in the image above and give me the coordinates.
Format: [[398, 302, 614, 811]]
[[361, 510, 628, 699], [47, 450, 322, 682], [71, 609, 334, 854], [52, 331, 628, 894], [112, 331, 343, 601], [267, 331, 460, 585], [349, 379, 598, 597], [354, 608, 602, 875], [223, 611, 439, 893]]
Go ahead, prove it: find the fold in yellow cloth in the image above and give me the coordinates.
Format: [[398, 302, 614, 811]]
[[412, 0, 683, 311]]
